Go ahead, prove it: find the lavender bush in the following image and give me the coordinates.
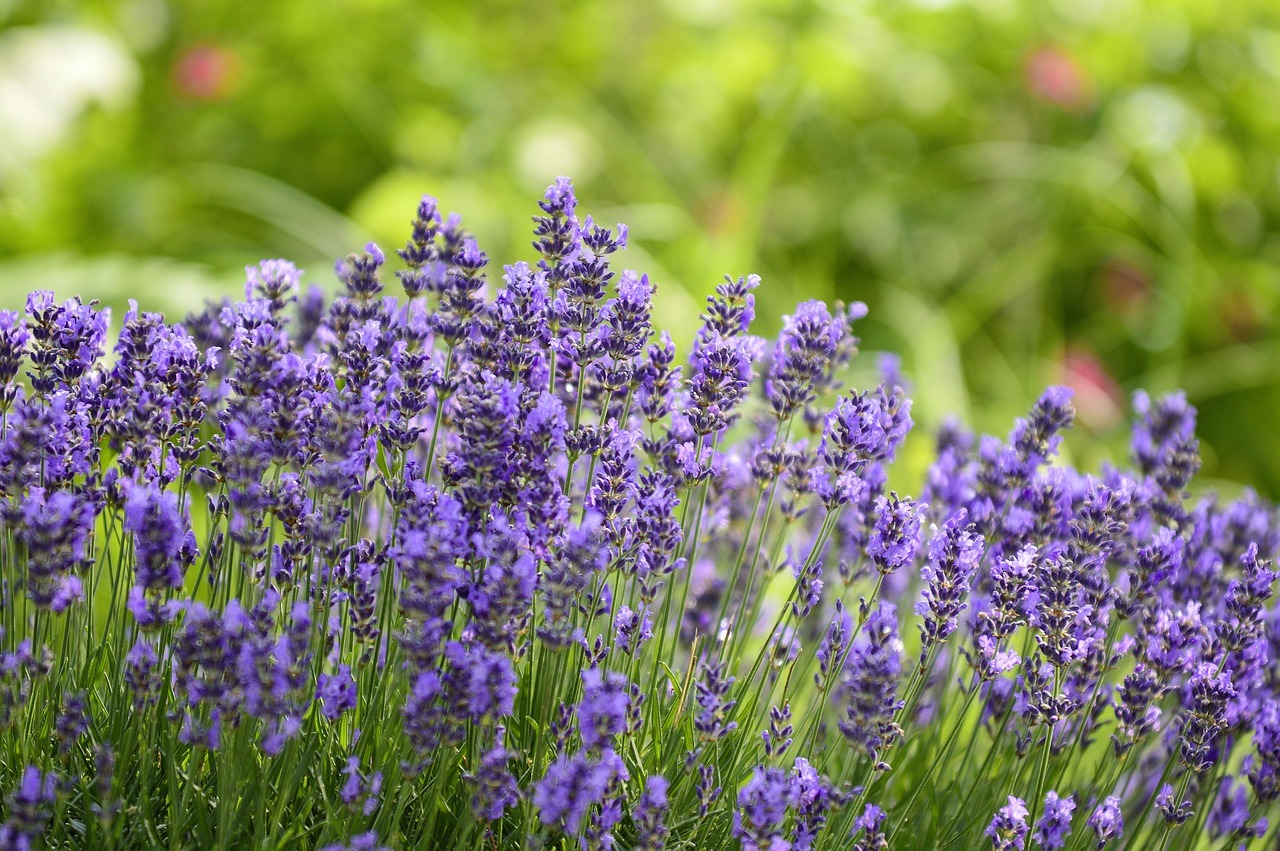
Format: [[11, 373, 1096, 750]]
[[0, 180, 1277, 850]]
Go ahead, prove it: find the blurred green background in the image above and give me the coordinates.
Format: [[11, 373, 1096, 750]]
[[2, 0, 1279, 495]]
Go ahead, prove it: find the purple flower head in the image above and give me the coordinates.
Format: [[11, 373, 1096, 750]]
[[538, 513, 607, 648], [317, 665, 357, 721], [694, 659, 739, 744], [54, 691, 90, 756], [0, 310, 29, 407], [1180, 663, 1236, 772], [16, 487, 94, 611], [766, 299, 841, 420], [595, 271, 653, 389], [532, 748, 627, 836], [465, 726, 521, 821], [985, 795, 1028, 851], [789, 758, 835, 850], [466, 514, 538, 655], [852, 803, 888, 851], [1131, 390, 1200, 491], [685, 330, 758, 437], [866, 493, 923, 576], [838, 601, 903, 766], [1155, 783, 1192, 826], [1033, 791, 1076, 850], [1248, 699, 1280, 804], [578, 668, 631, 751], [244, 259, 302, 314], [1111, 664, 1164, 757], [1087, 796, 1123, 848], [1120, 526, 1184, 617], [397, 195, 445, 297], [1217, 543, 1277, 654], [124, 483, 192, 592], [634, 775, 670, 851], [1208, 776, 1268, 844], [444, 641, 517, 723], [0, 766, 59, 850], [613, 605, 653, 655], [732, 765, 790, 851], [816, 600, 851, 691], [762, 704, 794, 759], [1009, 385, 1074, 477], [1031, 554, 1092, 668], [981, 544, 1035, 643], [24, 290, 110, 395], [340, 754, 382, 816], [695, 274, 759, 344], [916, 510, 985, 661], [821, 386, 912, 475], [319, 832, 389, 851], [541, 176, 578, 219]]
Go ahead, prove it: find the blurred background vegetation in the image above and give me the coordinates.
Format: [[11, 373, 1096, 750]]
[[2, 0, 1279, 496]]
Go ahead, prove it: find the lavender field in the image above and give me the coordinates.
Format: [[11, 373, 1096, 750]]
[[0, 182, 1275, 849]]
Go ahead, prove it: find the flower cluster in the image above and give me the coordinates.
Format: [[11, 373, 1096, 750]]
[[0, 180, 1277, 851]]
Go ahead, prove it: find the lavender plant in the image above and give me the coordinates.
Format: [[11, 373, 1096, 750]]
[[0, 180, 1277, 850]]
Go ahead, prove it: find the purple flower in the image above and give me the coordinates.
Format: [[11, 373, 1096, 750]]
[[1087, 796, 1123, 848], [732, 765, 790, 851], [765, 299, 841, 420], [124, 483, 194, 592], [1217, 543, 1276, 654], [865, 493, 923, 576], [1009, 385, 1074, 478], [685, 330, 757, 437], [1180, 663, 1236, 772], [1247, 698, 1280, 804], [1131, 390, 1200, 492], [1155, 783, 1192, 826], [985, 795, 1028, 851], [1111, 664, 1164, 757], [0, 310, 29, 408], [444, 641, 517, 723], [1120, 526, 1184, 617], [316, 666, 357, 721], [763, 703, 794, 759], [613, 605, 653, 655], [124, 639, 160, 706], [465, 726, 521, 821], [838, 602, 903, 766], [340, 755, 382, 816], [916, 510, 985, 662], [244, 259, 302, 314], [319, 832, 389, 851], [578, 668, 630, 751], [532, 748, 628, 836], [1033, 791, 1076, 850], [816, 600, 851, 691], [0, 766, 58, 850], [15, 488, 94, 611], [1031, 554, 1091, 668], [633, 775, 670, 851], [54, 691, 90, 756], [814, 386, 912, 507], [694, 660, 739, 744], [852, 803, 888, 851], [24, 290, 110, 395], [789, 758, 834, 850]]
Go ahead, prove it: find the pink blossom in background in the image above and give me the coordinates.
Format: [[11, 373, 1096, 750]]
[[173, 44, 240, 101], [1025, 46, 1091, 111], [1060, 346, 1122, 430]]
